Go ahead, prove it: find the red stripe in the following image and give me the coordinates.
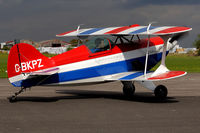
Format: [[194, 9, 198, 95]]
[[57, 30, 76, 36], [105, 24, 140, 34], [155, 27, 190, 34], [52, 36, 163, 66], [148, 71, 186, 80], [9, 37, 163, 78]]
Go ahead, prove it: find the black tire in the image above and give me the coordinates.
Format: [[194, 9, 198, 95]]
[[122, 81, 135, 98], [8, 96, 17, 103], [154, 85, 168, 99]]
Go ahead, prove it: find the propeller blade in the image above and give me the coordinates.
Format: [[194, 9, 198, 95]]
[[169, 32, 188, 43]]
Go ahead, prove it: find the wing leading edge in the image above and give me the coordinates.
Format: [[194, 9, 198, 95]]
[[56, 24, 192, 37]]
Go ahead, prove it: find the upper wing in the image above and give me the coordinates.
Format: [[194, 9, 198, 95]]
[[56, 24, 192, 37]]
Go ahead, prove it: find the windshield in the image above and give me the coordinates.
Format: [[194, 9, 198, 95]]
[[83, 37, 114, 53]]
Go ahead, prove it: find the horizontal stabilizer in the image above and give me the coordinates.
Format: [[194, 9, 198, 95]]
[[25, 67, 59, 76]]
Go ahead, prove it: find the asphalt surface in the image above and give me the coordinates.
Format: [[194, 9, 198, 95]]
[[0, 73, 200, 133]]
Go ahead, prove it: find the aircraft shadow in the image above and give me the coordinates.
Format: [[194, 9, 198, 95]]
[[12, 89, 179, 103]]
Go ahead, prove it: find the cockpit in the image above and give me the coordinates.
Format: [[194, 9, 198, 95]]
[[79, 35, 141, 54], [82, 37, 115, 53]]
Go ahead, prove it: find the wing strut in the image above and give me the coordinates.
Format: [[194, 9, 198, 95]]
[[144, 23, 154, 78], [77, 24, 84, 46], [151, 35, 170, 77]]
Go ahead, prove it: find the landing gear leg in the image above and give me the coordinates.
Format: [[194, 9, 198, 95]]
[[121, 81, 135, 98], [8, 86, 27, 102]]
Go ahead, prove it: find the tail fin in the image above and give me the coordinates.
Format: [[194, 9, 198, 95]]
[[7, 43, 55, 87]]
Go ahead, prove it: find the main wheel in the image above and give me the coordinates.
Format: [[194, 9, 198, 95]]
[[154, 85, 168, 99], [122, 81, 135, 98]]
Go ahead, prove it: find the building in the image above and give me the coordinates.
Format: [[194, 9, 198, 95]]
[[0, 39, 71, 54], [0, 41, 15, 50], [0, 39, 35, 50], [20, 40, 35, 45], [0, 42, 6, 49], [36, 39, 71, 54], [36, 39, 70, 47], [169, 44, 196, 54]]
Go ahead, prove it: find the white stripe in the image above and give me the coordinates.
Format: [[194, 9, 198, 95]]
[[58, 26, 191, 37], [91, 27, 120, 35], [62, 28, 93, 36], [62, 30, 78, 36], [118, 26, 146, 34], [9, 66, 59, 83], [150, 26, 172, 34], [154, 28, 191, 35], [58, 44, 163, 73], [9, 44, 164, 83], [120, 26, 173, 35], [50, 72, 135, 85], [106, 72, 138, 81], [9, 74, 28, 84], [54, 75, 108, 85], [134, 27, 169, 35], [124, 26, 172, 35]]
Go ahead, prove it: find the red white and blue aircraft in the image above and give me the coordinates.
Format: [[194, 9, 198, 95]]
[[7, 23, 192, 102]]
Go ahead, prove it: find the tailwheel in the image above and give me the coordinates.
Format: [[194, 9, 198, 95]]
[[122, 81, 135, 98], [8, 96, 17, 103], [8, 86, 27, 103], [154, 85, 168, 99]]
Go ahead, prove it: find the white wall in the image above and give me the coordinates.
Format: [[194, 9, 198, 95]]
[[38, 47, 68, 54], [0, 43, 6, 49]]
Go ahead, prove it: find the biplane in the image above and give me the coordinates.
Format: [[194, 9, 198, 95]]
[[7, 23, 192, 102]]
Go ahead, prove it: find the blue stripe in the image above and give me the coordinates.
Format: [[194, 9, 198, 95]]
[[130, 26, 157, 34], [11, 80, 22, 87], [11, 52, 164, 87], [119, 72, 144, 80], [11, 60, 130, 87], [58, 60, 129, 82], [80, 28, 105, 35]]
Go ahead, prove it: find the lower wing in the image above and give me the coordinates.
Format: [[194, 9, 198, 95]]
[[106, 71, 186, 81]]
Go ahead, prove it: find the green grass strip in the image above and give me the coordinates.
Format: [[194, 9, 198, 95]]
[[1, 53, 200, 78]]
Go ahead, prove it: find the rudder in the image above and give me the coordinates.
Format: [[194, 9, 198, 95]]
[[7, 43, 55, 87]]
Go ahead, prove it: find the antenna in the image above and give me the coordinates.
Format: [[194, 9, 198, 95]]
[[77, 24, 84, 46]]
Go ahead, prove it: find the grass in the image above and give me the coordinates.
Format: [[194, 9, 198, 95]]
[[152, 54, 200, 72], [0, 53, 8, 78], [0, 53, 200, 78]]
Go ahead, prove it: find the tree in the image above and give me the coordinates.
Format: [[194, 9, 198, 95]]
[[193, 34, 200, 56]]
